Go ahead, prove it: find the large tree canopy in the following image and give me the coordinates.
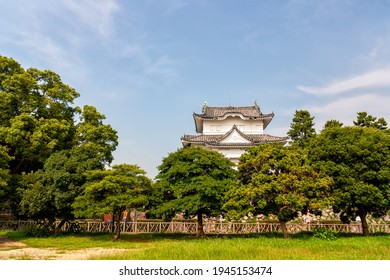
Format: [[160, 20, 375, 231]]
[[224, 143, 332, 238], [309, 126, 390, 235], [0, 55, 118, 219], [154, 146, 237, 237], [19, 147, 104, 232], [0, 56, 80, 175]]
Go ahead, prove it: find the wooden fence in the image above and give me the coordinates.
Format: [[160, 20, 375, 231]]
[[1, 220, 389, 234]]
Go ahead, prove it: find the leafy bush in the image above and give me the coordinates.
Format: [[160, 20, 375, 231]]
[[23, 224, 51, 237], [313, 227, 338, 241], [66, 222, 81, 233]]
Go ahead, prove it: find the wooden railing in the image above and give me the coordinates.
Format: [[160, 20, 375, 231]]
[[1, 220, 389, 234]]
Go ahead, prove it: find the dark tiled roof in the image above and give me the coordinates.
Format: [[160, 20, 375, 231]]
[[181, 126, 288, 147], [193, 104, 275, 133], [182, 133, 287, 145], [194, 105, 273, 119]]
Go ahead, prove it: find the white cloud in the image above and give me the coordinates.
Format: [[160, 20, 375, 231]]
[[144, 55, 178, 79], [18, 32, 69, 66], [297, 69, 390, 95], [309, 93, 390, 129], [120, 44, 179, 81], [61, 0, 119, 38]]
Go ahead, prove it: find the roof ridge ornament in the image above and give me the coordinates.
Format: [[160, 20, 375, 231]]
[[202, 101, 207, 111]]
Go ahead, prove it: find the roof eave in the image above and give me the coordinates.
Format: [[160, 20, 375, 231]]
[[193, 113, 204, 133]]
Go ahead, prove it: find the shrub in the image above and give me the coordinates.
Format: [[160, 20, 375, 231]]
[[313, 227, 338, 241], [23, 224, 51, 237], [66, 222, 81, 233]]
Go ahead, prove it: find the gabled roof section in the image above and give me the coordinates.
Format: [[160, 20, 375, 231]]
[[181, 126, 288, 147], [193, 103, 274, 133], [219, 125, 252, 144]]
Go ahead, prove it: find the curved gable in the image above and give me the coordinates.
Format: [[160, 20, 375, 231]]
[[219, 126, 252, 144]]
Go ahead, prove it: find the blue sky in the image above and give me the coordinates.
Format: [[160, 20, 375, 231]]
[[1, 0, 390, 178]]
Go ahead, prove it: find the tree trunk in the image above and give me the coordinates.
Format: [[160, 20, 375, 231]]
[[111, 209, 115, 233], [54, 219, 66, 235], [280, 221, 289, 239], [114, 210, 122, 240], [359, 211, 370, 236], [196, 210, 205, 237]]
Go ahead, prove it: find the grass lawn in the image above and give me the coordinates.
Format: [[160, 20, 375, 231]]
[[1, 231, 389, 260]]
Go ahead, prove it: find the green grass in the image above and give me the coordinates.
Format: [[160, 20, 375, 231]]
[[2, 231, 152, 250], [2, 231, 390, 260]]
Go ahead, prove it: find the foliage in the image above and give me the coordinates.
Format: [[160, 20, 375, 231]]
[[353, 111, 388, 130], [287, 110, 316, 147], [22, 224, 52, 238], [312, 227, 338, 241], [73, 164, 152, 239], [0, 145, 11, 207], [309, 126, 390, 236], [224, 143, 332, 238], [66, 221, 82, 233], [74, 105, 118, 166], [153, 146, 237, 236], [19, 148, 104, 230], [0, 56, 80, 175], [0, 55, 118, 220], [322, 119, 343, 130]]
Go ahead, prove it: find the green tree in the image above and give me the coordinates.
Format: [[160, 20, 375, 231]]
[[287, 110, 316, 147], [224, 143, 332, 238], [75, 105, 118, 166], [73, 164, 151, 240], [19, 147, 103, 232], [0, 56, 80, 175], [0, 56, 82, 214], [17, 105, 117, 224], [323, 119, 343, 130], [0, 55, 118, 218], [154, 146, 237, 237], [353, 112, 388, 130], [309, 126, 390, 236], [0, 145, 11, 209]]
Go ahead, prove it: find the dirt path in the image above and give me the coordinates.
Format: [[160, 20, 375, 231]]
[[0, 236, 130, 260]]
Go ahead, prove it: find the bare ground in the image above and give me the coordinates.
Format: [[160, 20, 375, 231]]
[[0, 236, 130, 260]]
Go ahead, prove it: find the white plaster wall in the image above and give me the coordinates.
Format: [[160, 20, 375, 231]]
[[209, 147, 247, 165], [203, 117, 264, 135]]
